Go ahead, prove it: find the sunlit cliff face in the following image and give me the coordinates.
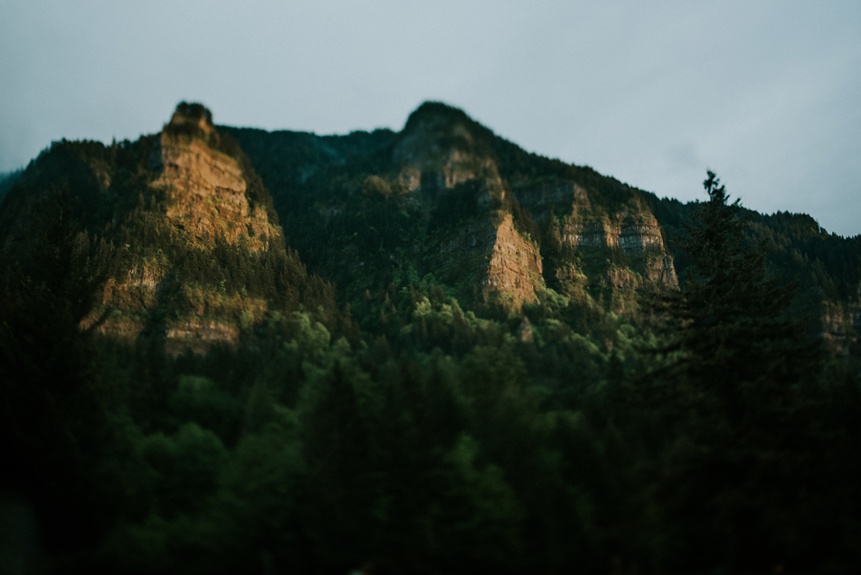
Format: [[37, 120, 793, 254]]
[[81, 104, 283, 355]]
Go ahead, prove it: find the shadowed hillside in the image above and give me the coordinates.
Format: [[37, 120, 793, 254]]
[[1, 102, 859, 575]]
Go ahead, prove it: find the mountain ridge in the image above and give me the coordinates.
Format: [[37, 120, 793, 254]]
[[223, 101, 858, 324], [224, 102, 681, 310], [0, 100, 858, 355]]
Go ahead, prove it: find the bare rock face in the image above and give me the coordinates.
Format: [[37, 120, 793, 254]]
[[391, 104, 676, 310], [164, 318, 240, 357], [83, 260, 167, 342], [154, 123, 281, 252], [485, 213, 543, 308], [515, 179, 678, 295], [393, 103, 547, 309], [426, 186, 542, 310], [169, 102, 215, 135], [558, 211, 678, 289], [86, 104, 283, 353]]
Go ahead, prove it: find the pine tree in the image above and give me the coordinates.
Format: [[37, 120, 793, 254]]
[[652, 172, 817, 412], [646, 171, 822, 571], [0, 190, 110, 553]]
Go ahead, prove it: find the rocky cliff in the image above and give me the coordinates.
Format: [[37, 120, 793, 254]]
[[2, 100, 856, 356], [404, 105, 677, 306], [224, 101, 858, 338], [513, 179, 677, 296], [484, 213, 544, 307], [387, 104, 546, 309], [154, 130, 280, 252], [75, 104, 284, 354]]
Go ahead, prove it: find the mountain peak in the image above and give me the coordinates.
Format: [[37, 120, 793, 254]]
[[396, 101, 495, 169], [404, 101, 472, 131], [169, 101, 215, 135]]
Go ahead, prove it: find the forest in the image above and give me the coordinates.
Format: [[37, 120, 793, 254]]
[[1, 104, 860, 575]]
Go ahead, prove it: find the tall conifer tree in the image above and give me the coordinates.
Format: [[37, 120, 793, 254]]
[[670, 171, 817, 415], [646, 171, 822, 571]]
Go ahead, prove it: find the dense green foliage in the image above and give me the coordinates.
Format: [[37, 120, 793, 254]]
[[1, 105, 860, 574], [0, 169, 22, 205]]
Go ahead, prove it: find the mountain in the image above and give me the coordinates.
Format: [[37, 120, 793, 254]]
[[226, 102, 679, 313], [1, 102, 860, 574], [0, 102, 338, 356], [10, 99, 840, 352], [224, 101, 859, 351]]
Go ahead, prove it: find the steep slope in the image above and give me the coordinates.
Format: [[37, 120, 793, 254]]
[[223, 101, 860, 349], [643, 194, 861, 355], [746, 211, 861, 356], [2, 100, 856, 351], [155, 107, 280, 251], [0, 103, 332, 355], [390, 103, 545, 309], [227, 102, 678, 313], [513, 178, 677, 304]]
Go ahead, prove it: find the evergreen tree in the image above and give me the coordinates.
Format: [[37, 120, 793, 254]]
[[0, 190, 110, 556], [646, 171, 822, 572], [668, 171, 815, 397]]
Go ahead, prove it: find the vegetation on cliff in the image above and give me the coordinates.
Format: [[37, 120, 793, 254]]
[[0, 103, 859, 574]]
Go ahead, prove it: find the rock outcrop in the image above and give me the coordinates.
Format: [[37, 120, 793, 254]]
[[514, 179, 677, 296], [154, 127, 280, 252], [485, 213, 543, 307], [85, 104, 286, 353], [390, 103, 547, 309], [393, 102, 501, 192], [2, 100, 857, 358]]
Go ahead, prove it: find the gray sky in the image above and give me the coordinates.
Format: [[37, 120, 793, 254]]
[[2, 1, 860, 236]]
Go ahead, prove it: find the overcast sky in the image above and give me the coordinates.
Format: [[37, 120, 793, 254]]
[[2, 1, 860, 236]]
